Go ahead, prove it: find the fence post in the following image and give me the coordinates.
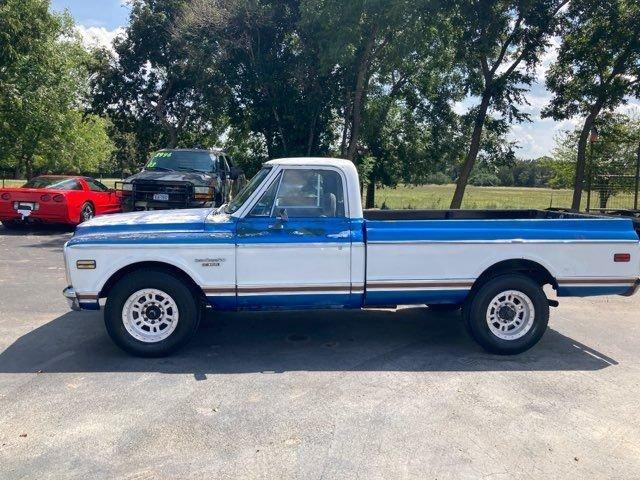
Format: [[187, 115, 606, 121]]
[[635, 141, 640, 211]]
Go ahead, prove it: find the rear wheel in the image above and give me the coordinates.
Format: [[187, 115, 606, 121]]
[[104, 269, 201, 357], [79, 202, 94, 223], [1, 220, 23, 230], [464, 274, 549, 355]]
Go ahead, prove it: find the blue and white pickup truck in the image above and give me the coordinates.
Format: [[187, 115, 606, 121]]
[[63, 158, 640, 356]]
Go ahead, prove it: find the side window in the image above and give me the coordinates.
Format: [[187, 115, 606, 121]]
[[248, 173, 282, 217], [274, 169, 345, 218], [85, 178, 109, 192]]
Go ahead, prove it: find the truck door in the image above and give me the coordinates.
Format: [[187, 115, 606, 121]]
[[235, 167, 352, 309]]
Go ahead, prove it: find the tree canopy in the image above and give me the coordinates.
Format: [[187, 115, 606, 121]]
[[543, 0, 640, 209], [0, 0, 113, 177]]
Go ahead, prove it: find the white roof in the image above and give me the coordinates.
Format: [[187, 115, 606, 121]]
[[265, 157, 354, 168]]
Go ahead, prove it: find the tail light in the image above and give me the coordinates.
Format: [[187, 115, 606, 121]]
[[614, 253, 631, 263], [53, 194, 64, 202], [41, 194, 51, 202], [0, 193, 10, 200]]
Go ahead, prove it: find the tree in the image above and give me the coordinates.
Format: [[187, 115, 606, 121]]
[[90, 0, 229, 165], [0, 1, 112, 178], [543, 0, 640, 210], [447, 0, 568, 208], [551, 112, 640, 209], [301, 0, 431, 162]]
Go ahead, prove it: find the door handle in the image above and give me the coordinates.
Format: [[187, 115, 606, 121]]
[[268, 220, 284, 230]]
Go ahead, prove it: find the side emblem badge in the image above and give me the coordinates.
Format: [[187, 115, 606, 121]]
[[196, 258, 226, 267]]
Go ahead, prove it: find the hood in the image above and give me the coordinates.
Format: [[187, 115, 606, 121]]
[[126, 169, 216, 186], [75, 208, 211, 234], [66, 208, 236, 247]]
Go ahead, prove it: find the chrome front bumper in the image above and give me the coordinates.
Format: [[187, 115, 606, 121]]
[[63, 286, 81, 311]]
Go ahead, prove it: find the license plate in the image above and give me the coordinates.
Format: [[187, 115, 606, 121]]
[[15, 202, 36, 217], [153, 193, 169, 201]]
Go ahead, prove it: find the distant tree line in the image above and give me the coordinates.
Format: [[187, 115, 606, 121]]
[[1, 0, 639, 210]]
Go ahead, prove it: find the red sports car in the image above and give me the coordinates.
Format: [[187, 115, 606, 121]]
[[0, 176, 121, 228]]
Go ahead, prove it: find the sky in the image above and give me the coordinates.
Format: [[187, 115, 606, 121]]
[[51, 0, 639, 160]]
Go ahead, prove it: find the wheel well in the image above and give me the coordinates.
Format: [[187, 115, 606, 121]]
[[99, 261, 204, 299], [472, 259, 556, 292]]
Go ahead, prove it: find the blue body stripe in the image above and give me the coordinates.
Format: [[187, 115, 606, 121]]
[[365, 289, 469, 306], [366, 218, 639, 243], [69, 217, 638, 247], [212, 294, 353, 311], [557, 285, 632, 297]]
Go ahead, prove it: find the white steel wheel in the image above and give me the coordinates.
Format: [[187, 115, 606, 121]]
[[485, 290, 535, 341], [122, 288, 180, 343]]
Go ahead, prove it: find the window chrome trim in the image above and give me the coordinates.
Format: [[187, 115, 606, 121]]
[[238, 165, 350, 220]]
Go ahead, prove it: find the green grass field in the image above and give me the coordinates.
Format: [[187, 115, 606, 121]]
[[374, 184, 576, 210], [2, 178, 635, 211]]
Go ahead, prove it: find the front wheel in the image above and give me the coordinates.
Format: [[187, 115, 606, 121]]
[[104, 269, 201, 357], [464, 274, 549, 355]]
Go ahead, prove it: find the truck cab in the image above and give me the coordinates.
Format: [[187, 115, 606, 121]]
[[63, 157, 640, 357]]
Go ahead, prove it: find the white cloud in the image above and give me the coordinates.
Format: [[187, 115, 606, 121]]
[[75, 25, 124, 52], [535, 36, 560, 82]]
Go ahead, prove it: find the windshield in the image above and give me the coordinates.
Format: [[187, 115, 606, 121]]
[[145, 150, 215, 173], [225, 167, 272, 214], [23, 177, 80, 190]]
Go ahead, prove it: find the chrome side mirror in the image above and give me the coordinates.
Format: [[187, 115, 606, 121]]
[[270, 208, 288, 230]]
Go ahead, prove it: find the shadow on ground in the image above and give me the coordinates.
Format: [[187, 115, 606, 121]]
[[0, 224, 73, 251], [0, 224, 74, 236], [0, 307, 617, 375]]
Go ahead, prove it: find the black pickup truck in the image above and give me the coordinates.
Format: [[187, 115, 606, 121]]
[[117, 148, 244, 212]]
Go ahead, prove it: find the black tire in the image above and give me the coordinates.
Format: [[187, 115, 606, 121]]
[[1, 220, 23, 230], [104, 269, 201, 357], [464, 274, 549, 355], [79, 202, 95, 223], [427, 303, 462, 312]]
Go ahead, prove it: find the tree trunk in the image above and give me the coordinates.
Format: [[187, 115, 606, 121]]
[[365, 179, 376, 209], [599, 186, 611, 211], [25, 155, 33, 179], [166, 126, 178, 149], [346, 26, 378, 161], [572, 107, 600, 211], [306, 106, 319, 156], [450, 92, 491, 209], [340, 91, 352, 157]]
